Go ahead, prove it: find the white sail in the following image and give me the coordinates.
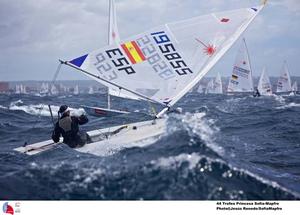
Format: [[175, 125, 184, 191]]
[[67, 4, 265, 110], [74, 85, 79, 95], [258, 67, 272, 96], [197, 84, 205, 93], [292, 81, 298, 92], [227, 38, 253, 92], [15, 85, 21, 94], [205, 73, 223, 94], [214, 72, 223, 94], [108, 0, 120, 45], [40, 83, 49, 94], [205, 79, 214, 94], [276, 61, 292, 93], [88, 86, 94, 94], [50, 85, 58, 95]]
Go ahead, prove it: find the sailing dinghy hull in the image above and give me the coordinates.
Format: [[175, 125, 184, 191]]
[[14, 118, 166, 156]]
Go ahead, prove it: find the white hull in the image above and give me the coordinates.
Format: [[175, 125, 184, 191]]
[[14, 118, 166, 156]]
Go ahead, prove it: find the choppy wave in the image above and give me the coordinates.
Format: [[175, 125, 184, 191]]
[[0, 92, 299, 200], [276, 102, 300, 110], [4, 100, 86, 117]]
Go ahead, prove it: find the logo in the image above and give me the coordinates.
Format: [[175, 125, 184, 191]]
[[2, 202, 14, 215]]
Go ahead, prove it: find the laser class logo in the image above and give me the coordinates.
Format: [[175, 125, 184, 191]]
[[2, 202, 14, 215]]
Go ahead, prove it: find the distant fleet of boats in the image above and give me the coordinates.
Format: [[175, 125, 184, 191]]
[[201, 39, 298, 96], [10, 82, 103, 95]]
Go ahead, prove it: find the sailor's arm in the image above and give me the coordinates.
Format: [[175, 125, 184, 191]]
[[52, 122, 61, 143], [77, 114, 89, 125]]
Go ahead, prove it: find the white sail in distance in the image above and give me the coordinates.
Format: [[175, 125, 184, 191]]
[[205, 79, 214, 94], [276, 61, 292, 93], [292, 81, 298, 92], [206, 73, 223, 94], [74, 85, 79, 95], [214, 72, 223, 94], [227, 38, 253, 92], [258, 67, 272, 96], [66, 4, 266, 110], [197, 84, 205, 94]]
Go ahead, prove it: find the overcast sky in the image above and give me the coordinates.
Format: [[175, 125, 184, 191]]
[[0, 0, 299, 81]]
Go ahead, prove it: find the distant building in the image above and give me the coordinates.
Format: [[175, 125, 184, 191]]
[[0, 82, 9, 92]]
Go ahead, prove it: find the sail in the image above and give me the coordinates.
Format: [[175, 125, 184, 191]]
[[276, 61, 292, 92], [67, 5, 265, 107], [205, 73, 223, 94], [205, 79, 214, 94], [108, 0, 120, 45], [50, 85, 58, 95], [197, 84, 205, 93], [214, 72, 223, 94], [292, 81, 298, 92], [74, 85, 79, 95], [258, 67, 272, 96], [227, 38, 253, 92]]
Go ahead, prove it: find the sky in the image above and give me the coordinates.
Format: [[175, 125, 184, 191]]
[[0, 0, 299, 81]]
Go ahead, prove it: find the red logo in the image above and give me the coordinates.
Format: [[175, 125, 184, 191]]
[[2, 202, 14, 215]]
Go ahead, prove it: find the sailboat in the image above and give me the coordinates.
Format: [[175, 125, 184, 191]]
[[205, 73, 223, 94], [227, 38, 254, 93], [14, 2, 267, 156], [276, 61, 292, 94], [257, 67, 272, 96], [82, 0, 138, 117], [197, 84, 205, 94], [50, 84, 59, 95], [73, 85, 79, 95], [15, 84, 27, 94], [40, 83, 49, 95], [290, 81, 298, 96]]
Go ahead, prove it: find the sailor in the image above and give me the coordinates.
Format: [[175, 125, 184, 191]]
[[253, 88, 261, 97], [52, 105, 89, 148]]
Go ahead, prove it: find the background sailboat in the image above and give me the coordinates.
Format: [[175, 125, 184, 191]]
[[292, 81, 298, 92], [276, 61, 292, 93], [73, 85, 79, 95], [258, 67, 272, 96], [290, 81, 298, 96], [206, 72, 223, 94], [227, 38, 254, 93]]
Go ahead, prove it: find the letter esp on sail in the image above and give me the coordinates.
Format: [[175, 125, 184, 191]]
[[61, 4, 266, 118]]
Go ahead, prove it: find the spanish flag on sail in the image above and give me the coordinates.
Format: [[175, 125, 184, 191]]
[[121, 41, 146, 64]]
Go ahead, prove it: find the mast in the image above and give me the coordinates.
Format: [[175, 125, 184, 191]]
[[243, 38, 254, 91]]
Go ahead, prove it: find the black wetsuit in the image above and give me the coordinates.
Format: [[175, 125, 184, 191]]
[[52, 115, 88, 148], [253, 89, 261, 97]]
